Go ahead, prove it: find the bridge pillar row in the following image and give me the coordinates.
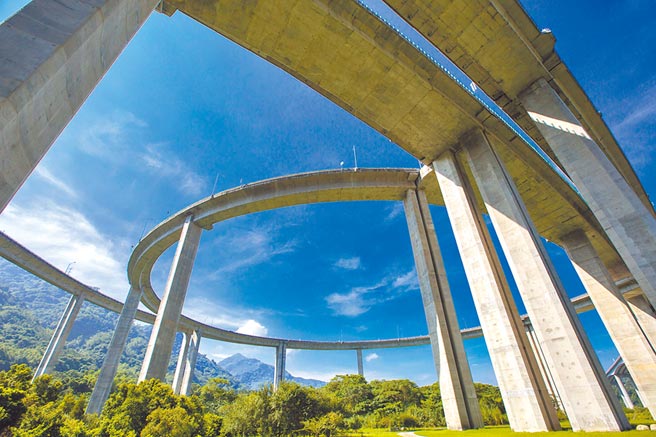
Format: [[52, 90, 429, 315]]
[[523, 319, 563, 411], [87, 285, 144, 415], [561, 230, 656, 418], [460, 128, 628, 431], [0, 0, 160, 213], [172, 331, 191, 395], [33, 293, 85, 381], [403, 188, 483, 430], [274, 341, 287, 390], [139, 216, 202, 382], [520, 78, 656, 310], [433, 150, 560, 432], [356, 349, 364, 377]]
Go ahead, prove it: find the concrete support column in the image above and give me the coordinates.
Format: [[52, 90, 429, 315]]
[[461, 128, 628, 431], [172, 332, 191, 395], [561, 230, 656, 417], [627, 295, 656, 348], [274, 341, 287, 390], [180, 330, 201, 396], [33, 293, 85, 381], [86, 285, 143, 415], [0, 0, 159, 212], [613, 374, 635, 409], [520, 78, 656, 309], [523, 320, 563, 410], [139, 216, 202, 382], [403, 189, 483, 430], [356, 349, 364, 377], [433, 152, 559, 432]]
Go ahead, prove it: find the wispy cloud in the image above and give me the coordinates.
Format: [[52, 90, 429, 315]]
[[334, 256, 362, 270], [76, 110, 206, 196], [325, 269, 417, 317], [384, 203, 404, 222], [207, 222, 297, 277], [141, 143, 206, 196], [365, 353, 379, 362], [610, 84, 656, 169], [184, 296, 268, 330], [0, 201, 129, 299], [34, 166, 78, 199]]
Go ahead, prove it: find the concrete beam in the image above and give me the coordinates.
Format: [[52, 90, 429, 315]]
[[523, 321, 563, 410], [520, 79, 656, 309], [86, 285, 143, 415], [462, 128, 628, 431], [0, 0, 158, 212], [562, 230, 656, 418], [139, 216, 202, 382], [404, 188, 483, 430], [33, 293, 85, 381], [627, 295, 656, 348], [613, 374, 635, 409], [433, 150, 559, 432]]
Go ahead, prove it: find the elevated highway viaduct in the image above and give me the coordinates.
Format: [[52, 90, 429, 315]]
[[1, 0, 655, 432]]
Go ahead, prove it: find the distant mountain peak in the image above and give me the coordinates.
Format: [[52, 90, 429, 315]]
[[217, 353, 325, 389]]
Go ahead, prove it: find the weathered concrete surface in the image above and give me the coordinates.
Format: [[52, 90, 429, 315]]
[[562, 230, 656, 418], [523, 321, 563, 410], [433, 152, 559, 432], [521, 79, 656, 310], [0, 0, 158, 212], [381, 0, 652, 217], [172, 331, 191, 395], [274, 342, 287, 390], [86, 285, 144, 415], [462, 129, 628, 431], [139, 217, 202, 382], [404, 189, 483, 430], [33, 293, 85, 381], [181, 330, 201, 396]]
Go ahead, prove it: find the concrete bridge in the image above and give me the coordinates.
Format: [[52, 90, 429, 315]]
[[1, 0, 656, 433]]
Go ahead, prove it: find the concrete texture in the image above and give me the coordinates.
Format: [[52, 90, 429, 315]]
[[433, 151, 559, 432], [86, 285, 144, 415], [404, 188, 483, 430], [33, 293, 85, 381], [462, 128, 628, 431], [0, 0, 158, 212], [172, 331, 191, 395], [274, 342, 287, 390], [139, 216, 202, 382], [562, 230, 656, 418], [523, 321, 563, 410], [521, 79, 656, 310]]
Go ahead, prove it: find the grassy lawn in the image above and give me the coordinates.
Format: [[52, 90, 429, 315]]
[[355, 424, 655, 437]]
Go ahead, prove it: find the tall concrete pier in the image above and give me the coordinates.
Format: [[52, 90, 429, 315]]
[[404, 188, 483, 430]]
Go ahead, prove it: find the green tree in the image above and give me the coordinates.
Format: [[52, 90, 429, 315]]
[[322, 375, 372, 416]]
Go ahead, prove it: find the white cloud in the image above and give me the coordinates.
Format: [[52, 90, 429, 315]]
[[365, 353, 379, 362], [0, 201, 129, 299], [34, 166, 78, 199], [236, 319, 269, 336], [325, 269, 417, 317], [385, 202, 404, 222], [610, 84, 656, 169], [334, 256, 362, 270]]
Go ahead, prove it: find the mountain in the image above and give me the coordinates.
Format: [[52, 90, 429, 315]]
[[219, 353, 325, 389]]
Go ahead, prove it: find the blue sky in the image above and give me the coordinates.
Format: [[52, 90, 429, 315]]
[[0, 1, 654, 386]]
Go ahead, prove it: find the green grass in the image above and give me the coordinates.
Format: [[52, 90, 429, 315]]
[[353, 424, 654, 437]]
